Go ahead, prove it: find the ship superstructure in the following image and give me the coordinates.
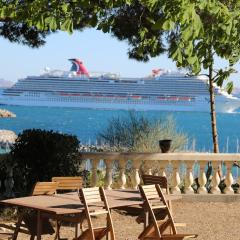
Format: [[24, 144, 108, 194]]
[[0, 59, 240, 112]]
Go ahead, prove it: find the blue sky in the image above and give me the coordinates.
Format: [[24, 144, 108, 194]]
[[1, 29, 240, 87]]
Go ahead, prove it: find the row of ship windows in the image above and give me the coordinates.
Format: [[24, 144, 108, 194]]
[[16, 82, 207, 89], [13, 86, 210, 94], [16, 80, 207, 86], [17, 84, 206, 90], [15, 86, 208, 93], [22, 93, 196, 100], [16, 81, 207, 87], [21, 78, 206, 84], [25, 77, 205, 84], [22, 97, 194, 105]]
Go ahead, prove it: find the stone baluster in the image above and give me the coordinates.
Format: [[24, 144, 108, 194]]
[[224, 162, 234, 194], [236, 165, 240, 191], [104, 159, 114, 190], [210, 161, 221, 194], [131, 160, 141, 190], [91, 159, 99, 187], [185, 161, 194, 194], [118, 159, 126, 189], [171, 161, 181, 194], [144, 161, 152, 175], [159, 161, 167, 177], [197, 161, 207, 194], [4, 164, 15, 198]]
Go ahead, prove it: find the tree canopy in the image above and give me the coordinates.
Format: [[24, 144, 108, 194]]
[[1, 0, 240, 152]]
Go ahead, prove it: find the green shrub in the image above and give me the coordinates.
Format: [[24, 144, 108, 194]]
[[98, 111, 187, 152], [11, 129, 82, 196], [0, 154, 9, 194]]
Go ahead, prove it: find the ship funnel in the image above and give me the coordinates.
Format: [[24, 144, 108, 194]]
[[69, 58, 89, 77]]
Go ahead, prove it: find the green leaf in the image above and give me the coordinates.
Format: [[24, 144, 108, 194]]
[[182, 28, 193, 41], [226, 82, 233, 94], [89, 16, 98, 27], [177, 50, 183, 64], [185, 42, 193, 56], [0, 6, 6, 18], [162, 19, 175, 30], [61, 3, 69, 13], [139, 28, 148, 40], [60, 19, 73, 34], [152, 18, 164, 30], [214, 68, 236, 87], [214, 74, 225, 87], [49, 17, 57, 30], [187, 56, 197, 65], [170, 47, 181, 61], [142, 0, 158, 10], [192, 61, 200, 74], [146, 17, 155, 25], [36, 15, 44, 30]]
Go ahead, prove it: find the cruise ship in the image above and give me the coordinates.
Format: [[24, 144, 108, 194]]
[[0, 59, 240, 112]]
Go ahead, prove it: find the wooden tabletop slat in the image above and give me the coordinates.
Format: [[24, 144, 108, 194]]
[[0, 190, 182, 216]]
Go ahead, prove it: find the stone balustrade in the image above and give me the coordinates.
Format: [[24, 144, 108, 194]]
[[80, 152, 240, 194], [1, 152, 240, 198]]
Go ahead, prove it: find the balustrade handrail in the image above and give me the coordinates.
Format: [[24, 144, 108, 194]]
[[80, 152, 240, 161]]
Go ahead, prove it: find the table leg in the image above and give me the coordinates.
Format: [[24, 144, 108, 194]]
[[37, 210, 42, 240], [75, 223, 79, 239], [144, 211, 149, 228]]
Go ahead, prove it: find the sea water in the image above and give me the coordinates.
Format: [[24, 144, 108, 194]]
[[0, 105, 240, 153]]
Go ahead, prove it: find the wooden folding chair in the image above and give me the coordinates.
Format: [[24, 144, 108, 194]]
[[10, 182, 58, 240], [74, 187, 115, 240], [140, 175, 185, 228], [52, 176, 83, 239], [52, 176, 83, 193], [142, 175, 169, 193], [138, 184, 197, 240], [31, 181, 59, 195]]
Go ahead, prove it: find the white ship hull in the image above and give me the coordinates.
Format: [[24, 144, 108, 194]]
[[0, 94, 239, 113], [1, 59, 240, 113]]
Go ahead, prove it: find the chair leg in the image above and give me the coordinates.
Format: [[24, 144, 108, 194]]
[[53, 220, 61, 240], [12, 215, 23, 240], [30, 235, 35, 240]]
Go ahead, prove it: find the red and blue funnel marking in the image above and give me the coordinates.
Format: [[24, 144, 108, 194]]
[[69, 59, 89, 77]]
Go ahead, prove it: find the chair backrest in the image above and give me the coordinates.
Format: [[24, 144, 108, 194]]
[[79, 187, 115, 240], [142, 175, 169, 194], [31, 182, 59, 196], [52, 176, 83, 192], [139, 184, 177, 238]]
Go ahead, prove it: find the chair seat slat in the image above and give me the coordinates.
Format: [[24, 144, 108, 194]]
[[151, 205, 167, 210], [89, 210, 108, 216]]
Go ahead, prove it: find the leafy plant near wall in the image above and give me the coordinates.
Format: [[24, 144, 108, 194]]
[[0, 154, 9, 194], [97, 111, 187, 152], [10, 129, 82, 196], [97, 112, 188, 186]]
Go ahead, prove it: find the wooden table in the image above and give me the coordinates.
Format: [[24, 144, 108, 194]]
[[0, 189, 181, 239]]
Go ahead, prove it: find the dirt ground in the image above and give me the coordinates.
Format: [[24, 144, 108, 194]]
[[1, 201, 240, 240]]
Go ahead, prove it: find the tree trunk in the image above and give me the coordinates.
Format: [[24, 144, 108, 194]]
[[209, 64, 219, 153]]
